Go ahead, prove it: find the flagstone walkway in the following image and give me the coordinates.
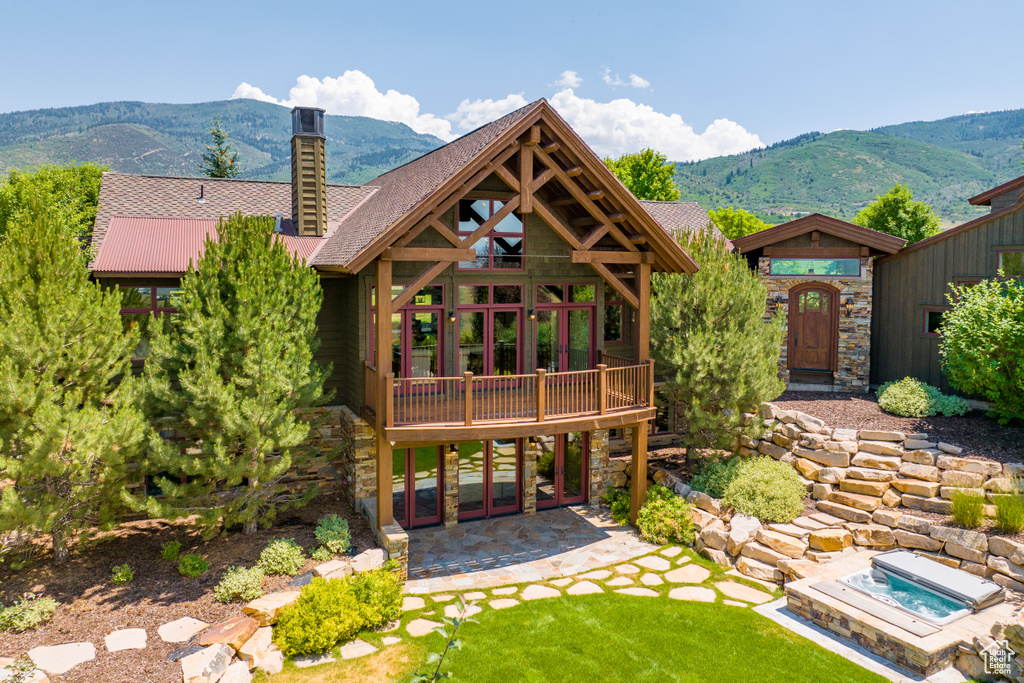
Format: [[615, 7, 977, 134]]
[[404, 506, 656, 593]]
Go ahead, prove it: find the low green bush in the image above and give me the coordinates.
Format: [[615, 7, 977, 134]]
[[601, 487, 630, 526], [723, 457, 806, 523], [274, 578, 364, 656], [161, 540, 182, 561], [310, 546, 334, 562], [351, 568, 403, 629], [257, 538, 306, 576], [213, 565, 264, 603], [178, 553, 208, 578], [315, 515, 351, 555], [636, 485, 695, 546], [690, 457, 743, 499], [877, 377, 969, 418], [950, 490, 985, 528], [0, 594, 59, 632], [111, 564, 134, 585]]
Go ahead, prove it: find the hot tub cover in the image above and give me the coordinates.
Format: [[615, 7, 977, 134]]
[[872, 550, 1004, 610]]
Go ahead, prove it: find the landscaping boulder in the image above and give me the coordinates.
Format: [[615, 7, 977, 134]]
[[990, 537, 1024, 564], [900, 494, 952, 514], [859, 441, 904, 457], [735, 555, 783, 583], [243, 591, 300, 626], [846, 467, 895, 482], [901, 450, 937, 466], [897, 463, 940, 482], [890, 479, 940, 497], [726, 514, 762, 556], [935, 456, 1001, 476], [896, 515, 932, 535], [816, 467, 844, 484], [808, 529, 853, 552], [880, 488, 902, 507], [351, 548, 386, 573], [740, 541, 788, 566], [238, 627, 273, 669], [871, 509, 901, 527], [793, 447, 848, 469], [313, 559, 352, 578], [199, 616, 259, 651], [793, 411, 825, 434], [939, 470, 985, 488], [699, 525, 729, 552], [838, 479, 889, 497], [181, 644, 233, 683], [850, 453, 901, 471], [930, 526, 987, 552], [858, 430, 905, 442], [755, 529, 807, 559], [220, 661, 252, 683], [893, 529, 942, 551], [846, 523, 895, 547]]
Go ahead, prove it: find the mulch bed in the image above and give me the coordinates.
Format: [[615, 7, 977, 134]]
[[0, 495, 375, 683], [775, 390, 1024, 465]]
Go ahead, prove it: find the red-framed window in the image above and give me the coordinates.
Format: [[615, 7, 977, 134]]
[[369, 284, 444, 378], [998, 249, 1024, 277], [457, 198, 524, 271], [456, 284, 524, 377], [923, 307, 949, 337], [603, 282, 624, 343], [119, 285, 181, 363]]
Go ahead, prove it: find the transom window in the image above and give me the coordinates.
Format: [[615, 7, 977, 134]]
[[536, 284, 595, 304], [998, 249, 1024, 277], [457, 199, 524, 270], [770, 258, 860, 277], [458, 284, 522, 305], [119, 285, 181, 363]]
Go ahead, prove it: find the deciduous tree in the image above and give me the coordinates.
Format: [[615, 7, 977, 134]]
[[0, 201, 146, 563], [198, 117, 241, 179], [0, 163, 105, 244], [707, 206, 771, 240], [853, 184, 939, 244], [604, 149, 680, 201]]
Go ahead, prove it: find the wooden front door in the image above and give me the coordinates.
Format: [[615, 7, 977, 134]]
[[788, 285, 837, 372]]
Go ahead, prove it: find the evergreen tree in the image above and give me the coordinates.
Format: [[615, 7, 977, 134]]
[[0, 163, 105, 244], [132, 214, 329, 535], [651, 226, 784, 453], [853, 184, 940, 244], [604, 149, 681, 201], [0, 200, 147, 563], [198, 117, 240, 179]]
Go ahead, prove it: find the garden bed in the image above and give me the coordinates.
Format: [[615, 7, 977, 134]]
[[776, 390, 1024, 464], [0, 496, 374, 683]]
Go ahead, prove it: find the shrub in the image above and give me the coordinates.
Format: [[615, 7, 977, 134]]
[[950, 490, 985, 528], [111, 564, 134, 585], [941, 277, 1024, 424], [274, 578, 363, 656], [257, 538, 306, 576], [0, 594, 59, 632], [178, 553, 208, 578], [310, 546, 334, 562], [636, 485, 695, 546], [996, 492, 1024, 534], [877, 377, 969, 418], [314, 515, 351, 555], [601, 487, 630, 526], [213, 566, 264, 604], [161, 541, 182, 561], [723, 457, 806, 523], [537, 449, 555, 480], [690, 457, 743, 499], [351, 568, 403, 629]]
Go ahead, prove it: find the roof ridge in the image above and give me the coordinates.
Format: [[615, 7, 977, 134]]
[[101, 171, 365, 188]]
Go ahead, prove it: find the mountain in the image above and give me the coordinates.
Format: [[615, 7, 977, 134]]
[[0, 99, 443, 184], [673, 109, 1024, 225]]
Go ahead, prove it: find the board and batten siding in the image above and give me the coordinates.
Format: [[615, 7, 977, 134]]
[[871, 203, 1024, 392]]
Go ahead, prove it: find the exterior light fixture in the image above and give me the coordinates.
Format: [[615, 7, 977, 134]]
[[845, 299, 854, 318], [528, 308, 536, 320], [448, 310, 456, 323]]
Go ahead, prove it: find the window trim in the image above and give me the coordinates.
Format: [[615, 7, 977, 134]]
[[997, 248, 1024, 277], [456, 198, 525, 271], [119, 285, 180, 365], [922, 306, 950, 338], [368, 283, 445, 373]]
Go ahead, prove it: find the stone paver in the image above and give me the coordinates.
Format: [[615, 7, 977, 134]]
[[402, 596, 426, 611], [462, 591, 487, 601], [606, 576, 633, 586], [341, 640, 377, 660], [615, 587, 659, 597], [668, 586, 716, 602], [716, 581, 773, 605], [576, 570, 612, 580], [664, 565, 711, 584], [567, 580, 603, 595], [661, 546, 683, 557], [444, 603, 482, 619], [104, 628, 147, 652], [724, 600, 747, 607], [432, 594, 455, 602], [492, 586, 518, 595], [520, 585, 561, 601], [549, 578, 574, 587], [406, 619, 443, 637], [294, 653, 336, 668], [675, 555, 691, 564], [28, 643, 96, 675], [158, 617, 209, 643], [489, 598, 520, 609], [640, 573, 664, 586], [382, 636, 401, 646], [614, 563, 640, 574], [634, 555, 671, 571]]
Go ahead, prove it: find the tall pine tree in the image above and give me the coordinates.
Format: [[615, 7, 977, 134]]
[[651, 226, 785, 453], [198, 117, 240, 179], [132, 214, 329, 535], [0, 200, 147, 563]]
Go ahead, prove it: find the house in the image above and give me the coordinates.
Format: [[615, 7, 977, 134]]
[[89, 99, 707, 566], [731, 215, 904, 392], [872, 174, 1024, 392]]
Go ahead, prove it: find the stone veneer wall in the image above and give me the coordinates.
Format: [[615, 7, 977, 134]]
[[758, 256, 873, 392]]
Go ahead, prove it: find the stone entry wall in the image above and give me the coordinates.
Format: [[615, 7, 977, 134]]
[[758, 257, 873, 392]]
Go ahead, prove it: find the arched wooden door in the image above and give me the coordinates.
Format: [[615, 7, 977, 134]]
[[788, 284, 838, 372]]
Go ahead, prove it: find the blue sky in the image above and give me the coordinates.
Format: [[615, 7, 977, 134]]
[[2, 0, 1022, 160]]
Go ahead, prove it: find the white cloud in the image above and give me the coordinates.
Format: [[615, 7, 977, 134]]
[[548, 89, 764, 161], [628, 73, 650, 89], [446, 93, 529, 132], [553, 70, 582, 88], [231, 72, 454, 140], [601, 68, 650, 89]]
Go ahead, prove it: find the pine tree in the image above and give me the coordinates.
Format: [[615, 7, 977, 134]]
[[198, 117, 240, 179], [132, 213, 329, 535], [650, 226, 785, 453], [0, 200, 147, 563]]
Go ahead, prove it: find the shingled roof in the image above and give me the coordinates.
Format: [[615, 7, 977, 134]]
[[639, 200, 720, 240]]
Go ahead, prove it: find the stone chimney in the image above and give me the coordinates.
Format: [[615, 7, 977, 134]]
[[290, 107, 327, 236]]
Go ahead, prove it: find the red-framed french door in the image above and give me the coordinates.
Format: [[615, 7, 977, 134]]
[[370, 284, 444, 386], [392, 445, 444, 528], [536, 432, 589, 508], [456, 284, 523, 380], [535, 284, 596, 374], [457, 439, 522, 520]]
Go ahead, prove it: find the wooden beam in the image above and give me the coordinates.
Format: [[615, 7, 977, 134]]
[[629, 422, 648, 526], [460, 194, 522, 247], [587, 189, 604, 201], [637, 262, 651, 361], [525, 125, 541, 146], [571, 251, 656, 264], [566, 166, 582, 177], [582, 225, 610, 249], [570, 216, 600, 227], [766, 246, 863, 258], [519, 145, 533, 214], [430, 220, 462, 247], [550, 196, 575, 207], [493, 164, 520, 193], [607, 212, 625, 222], [375, 259, 393, 528], [542, 142, 560, 154], [392, 261, 450, 310], [530, 167, 555, 192], [591, 262, 639, 309], [532, 196, 584, 250], [382, 247, 475, 262]]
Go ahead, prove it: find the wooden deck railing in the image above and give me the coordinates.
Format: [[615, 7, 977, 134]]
[[380, 360, 654, 429], [599, 350, 635, 368]]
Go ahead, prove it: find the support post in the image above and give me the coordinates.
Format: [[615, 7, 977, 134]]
[[536, 369, 546, 422], [597, 364, 607, 415], [463, 372, 474, 426], [629, 422, 648, 526], [647, 359, 655, 408], [636, 262, 651, 363], [375, 259, 393, 528]]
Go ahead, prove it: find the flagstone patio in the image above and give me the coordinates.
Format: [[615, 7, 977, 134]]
[[404, 505, 656, 593]]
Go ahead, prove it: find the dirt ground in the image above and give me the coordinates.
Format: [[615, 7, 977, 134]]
[[0, 495, 375, 683]]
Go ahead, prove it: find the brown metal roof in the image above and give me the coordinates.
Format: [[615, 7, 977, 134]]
[[968, 174, 1024, 206], [92, 216, 323, 274], [731, 213, 905, 254]]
